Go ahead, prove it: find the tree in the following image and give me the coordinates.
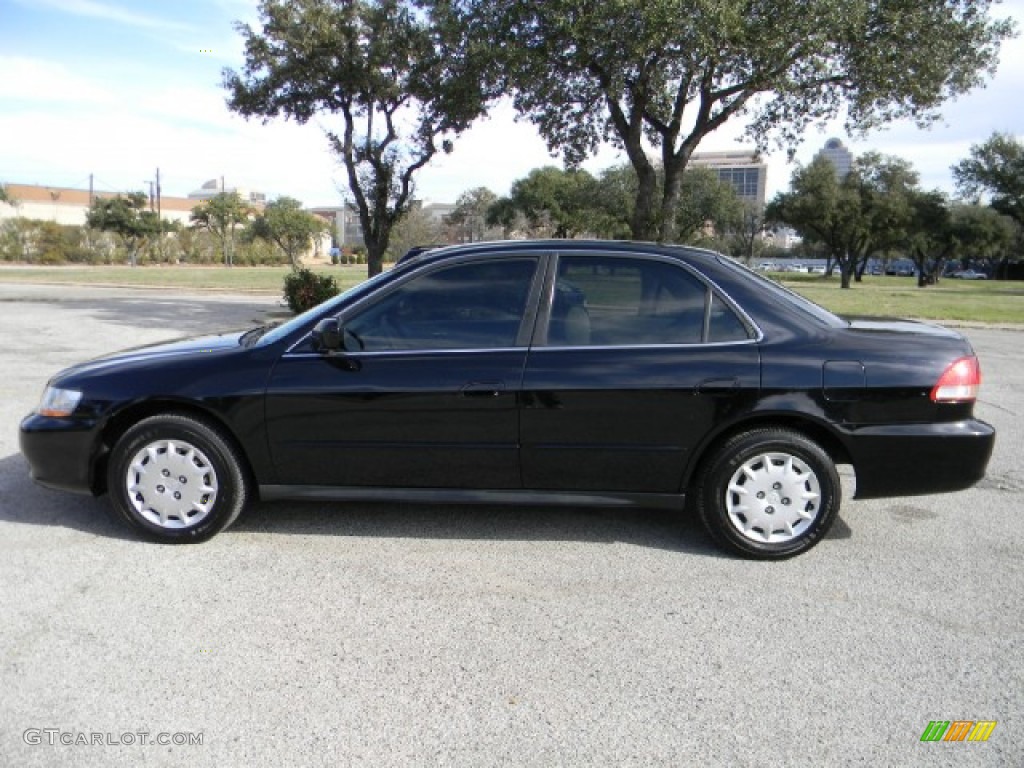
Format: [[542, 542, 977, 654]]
[[86, 192, 168, 267], [726, 202, 767, 266], [953, 132, 1024, 226], [848, 152, 918, 281], [590, 163, 743, 243], [940, 204, 1017, 275], [904, 190, 956, 286], [190, 192, 251, 266], [768, 153, 921, 288], [225, 0, 491, 277], [385, 204, 442, 260], [461, 0, 1014, 242], [248, 196, 327, 266], [901, 193, 1007, 287], [768, 157, 871, 289], [445, 187, 498, 242], [0, 182, 14, 206], [676, 167, 744, 245], [485, 196, 525, 239], [500, 166, 603, 238]]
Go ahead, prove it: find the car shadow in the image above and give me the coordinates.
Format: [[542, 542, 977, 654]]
[[0, 453, 709, 557], [0, 452, 853, 556], [0, 452, 138, 541]]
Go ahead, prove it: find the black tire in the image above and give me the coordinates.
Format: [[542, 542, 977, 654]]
[[695, 429, 841, 560], [106, 413, 250, 543]]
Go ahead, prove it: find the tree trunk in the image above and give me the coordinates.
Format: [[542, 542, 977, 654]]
[[839, 253, 854, 289], [658, 157, 686, 243], [366, 237, 386, 278], [631, 163, 659, 240]]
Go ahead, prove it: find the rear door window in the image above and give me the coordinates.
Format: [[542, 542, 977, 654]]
[[546, 255, 711, 346]]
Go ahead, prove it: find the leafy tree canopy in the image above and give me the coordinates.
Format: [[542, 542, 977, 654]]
[[445, 187, 498, 243], [953, 131, 1024, 225], [768, 153, 919, 287], [249, 196, 327, 266], [190, 192, 252, 267], [86, 192, 169, 267], [497, 166, 604, 238], [225, 0, 491, 276], [457, 0, 1015, 242]]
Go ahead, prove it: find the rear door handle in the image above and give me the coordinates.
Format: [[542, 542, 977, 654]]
[[696, 377, 740, 395], [460, 381, 506, 398]]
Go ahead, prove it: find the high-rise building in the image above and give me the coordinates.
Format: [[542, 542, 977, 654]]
[[815, 138, 853, 179], [689, 149, 768, 208]]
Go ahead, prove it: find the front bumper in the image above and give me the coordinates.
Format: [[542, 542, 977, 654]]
[[19, 413, 102, 495], [844, 418, 995, 499]]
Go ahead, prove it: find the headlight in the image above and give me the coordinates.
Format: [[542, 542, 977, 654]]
[[37, 386, 83, 417]]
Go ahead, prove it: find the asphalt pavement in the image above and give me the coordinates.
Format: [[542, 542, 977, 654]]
[[0, 283, 1020, 767]]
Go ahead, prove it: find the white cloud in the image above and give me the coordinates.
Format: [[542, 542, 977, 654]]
[[14, 0, 191, 31], [0, 56, 117, 105]]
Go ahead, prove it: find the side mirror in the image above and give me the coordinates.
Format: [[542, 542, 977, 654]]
[[311, 317, 342, 353]]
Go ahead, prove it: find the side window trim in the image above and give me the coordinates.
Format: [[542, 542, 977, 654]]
[[536, 250, 761, 350], [337, 254, 544, 353]]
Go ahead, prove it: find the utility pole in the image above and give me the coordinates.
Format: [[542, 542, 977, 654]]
[[156, 167, 162, 221], [88, 174, 94, 207]]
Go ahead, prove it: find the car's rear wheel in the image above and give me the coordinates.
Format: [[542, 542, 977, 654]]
[[107, 413, 249, 543], [696, 429, 840, 559]]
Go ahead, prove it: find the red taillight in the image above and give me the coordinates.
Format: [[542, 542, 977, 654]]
[[931, 356, 981, 403]]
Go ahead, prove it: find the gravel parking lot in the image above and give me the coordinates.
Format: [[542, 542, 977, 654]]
[[0, 284, 1021, 767]]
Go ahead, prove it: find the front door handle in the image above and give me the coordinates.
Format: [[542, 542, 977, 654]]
[[460, 381, 506, 398]]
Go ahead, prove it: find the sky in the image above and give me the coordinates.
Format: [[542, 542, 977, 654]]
[[1, 0, 1023, 208]]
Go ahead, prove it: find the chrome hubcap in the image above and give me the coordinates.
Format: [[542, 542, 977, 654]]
[[725, 452, 821, 543], [125, 440, 218, 529]]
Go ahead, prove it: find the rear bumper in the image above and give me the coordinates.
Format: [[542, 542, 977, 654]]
[[19, 413, 101, 495], [844, 419, 995, 499]]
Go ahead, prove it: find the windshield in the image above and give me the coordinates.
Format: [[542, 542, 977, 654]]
[[254, 269, 394, 347], [714, 255, 846, 328]]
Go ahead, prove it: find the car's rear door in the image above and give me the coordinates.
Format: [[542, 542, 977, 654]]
[[265, 255, 545, 489], [520, 251, 761, 494]]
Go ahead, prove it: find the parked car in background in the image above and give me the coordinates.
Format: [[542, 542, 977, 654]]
[[951, 269, 988, 280], [21, 241, 995, 560]]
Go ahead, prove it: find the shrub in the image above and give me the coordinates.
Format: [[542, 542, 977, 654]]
[[282, 267, 340, 313]]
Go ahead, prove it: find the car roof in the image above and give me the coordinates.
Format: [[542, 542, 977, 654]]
[[396, 239, 722, 270]]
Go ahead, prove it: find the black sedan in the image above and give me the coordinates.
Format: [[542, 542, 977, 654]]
[[20, 241, 995, 559]]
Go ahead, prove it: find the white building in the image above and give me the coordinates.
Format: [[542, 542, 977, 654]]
[[689, 149, 768, 208], [0, 182, 199, 227], [188, 178, 267, 205]]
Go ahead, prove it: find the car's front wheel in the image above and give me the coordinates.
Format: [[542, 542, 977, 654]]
[[696, 429, 840, 559], [107, 413, 249, 543]]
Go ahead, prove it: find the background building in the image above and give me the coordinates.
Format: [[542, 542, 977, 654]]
[[689, 149, 768, 208], [188, 178, 266, 205], [815, 137, 854, 179], [0, 183, 197, 227], [308, 205, 364, 249]]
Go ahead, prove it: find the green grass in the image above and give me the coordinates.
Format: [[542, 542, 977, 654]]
[[773, 272, 1024, 325], [0, 263, 1021, 325]]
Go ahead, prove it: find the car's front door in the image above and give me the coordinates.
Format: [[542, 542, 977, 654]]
[[265, 256, 544, 489], [520, 252, 761, 494]]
